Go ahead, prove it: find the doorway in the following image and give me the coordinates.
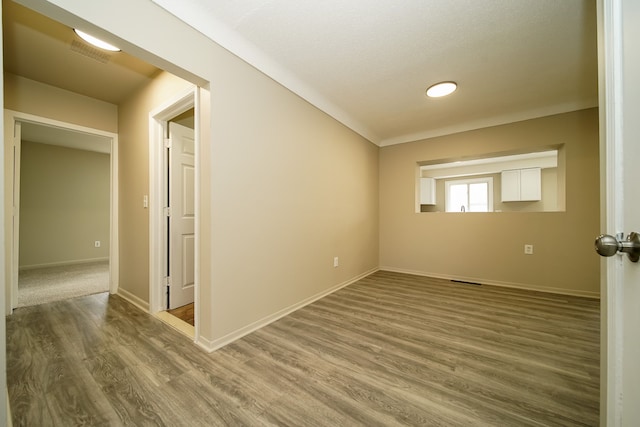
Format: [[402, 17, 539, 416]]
[[149, 87, 199, 338], [5, 110, 119, 311]]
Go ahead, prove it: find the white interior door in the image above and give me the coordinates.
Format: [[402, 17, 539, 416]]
[[600, 0, 640, 423], [168, 122, 195, 309], [618, 0, 640, 421]]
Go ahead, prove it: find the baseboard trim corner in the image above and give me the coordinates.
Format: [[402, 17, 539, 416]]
[[116, 288, 150, 312], [197, 267, 379, 353]]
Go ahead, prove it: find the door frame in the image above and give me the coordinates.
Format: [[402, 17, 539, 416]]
[[148, 86, 199, 334], [4, 109, 119, 312]]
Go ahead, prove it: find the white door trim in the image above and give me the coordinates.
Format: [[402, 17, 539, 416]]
[[148, 86, 199, 340], [3, 109, 119, 313]]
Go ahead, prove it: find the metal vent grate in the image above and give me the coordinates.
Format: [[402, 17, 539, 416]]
[[451, 279, 482, 286], [70, 39, 111, 64]]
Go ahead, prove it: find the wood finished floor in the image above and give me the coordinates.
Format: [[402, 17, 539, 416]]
[[6, 271, 600, 426], [168, 302, 195, 326]]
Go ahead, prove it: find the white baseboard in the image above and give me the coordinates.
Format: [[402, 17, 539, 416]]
[[19, 257, 109, 271], [379, 266, 600, 299], [197, 267, 379, 353], [116, 288, 150, 312], [195, 335, 217, 353]]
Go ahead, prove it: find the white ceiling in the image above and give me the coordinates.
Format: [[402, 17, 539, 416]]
[[3, 0, 598, 148], [152, 0, 599, 146]]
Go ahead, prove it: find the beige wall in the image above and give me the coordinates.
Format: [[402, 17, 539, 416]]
[[4, 73, 118, 132], [380, 108, 600, 296], [196, 42, 379, 343], [208, 74, 379, 341], [19, 141, 110, 268], [117, 70, 193, 303]]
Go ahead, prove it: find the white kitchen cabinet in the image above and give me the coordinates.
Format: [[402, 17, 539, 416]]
[[501, 170, 521, 202], [420, 177, 436, 205], [501, 168, 541, 202]]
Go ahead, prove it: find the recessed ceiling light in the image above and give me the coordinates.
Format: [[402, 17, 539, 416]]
[[74, 29, 121, 52], [426, 81, 457, 98]]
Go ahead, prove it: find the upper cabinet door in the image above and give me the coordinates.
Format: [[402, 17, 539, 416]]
[[520, 168, 541, 201], [420, 177, 436, 205], [501, 169, 521, 202], [501, 168, 541, 202]]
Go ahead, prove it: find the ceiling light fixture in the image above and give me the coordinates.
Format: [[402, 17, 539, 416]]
[[426, 81, 457, 98], [73, 29, 121, 52]]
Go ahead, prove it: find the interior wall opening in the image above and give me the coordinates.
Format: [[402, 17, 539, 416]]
[[7, 114, 118, 310]]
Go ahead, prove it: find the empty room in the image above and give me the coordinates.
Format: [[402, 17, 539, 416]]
[[2, 0, 639, 425]]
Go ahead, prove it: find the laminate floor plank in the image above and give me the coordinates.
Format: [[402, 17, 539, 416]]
[[339, 278, 600, 366], [42, 358, 118, 427], [256, 322, 536, 427], [346, 280, 599, 328], [158, 374, 242, 427], [308, 296, 599, 380], [238, 341, 403, 427], [85, 350, 168, 426], [7, 271, 600, 426], [265, 314, 580, 426]]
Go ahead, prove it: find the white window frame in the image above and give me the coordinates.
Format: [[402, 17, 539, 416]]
[[445, 177, 494, 212]]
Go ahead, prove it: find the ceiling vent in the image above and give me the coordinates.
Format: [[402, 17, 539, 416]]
[[70, 39, 111, 64]]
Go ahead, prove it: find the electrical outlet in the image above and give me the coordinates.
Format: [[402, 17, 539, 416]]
[[95, 240, 101, 248], [524, 244, 533, 255], [333, 257, 339, 267]]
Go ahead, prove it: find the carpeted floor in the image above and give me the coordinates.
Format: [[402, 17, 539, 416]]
[[18, 261, 110, 307]]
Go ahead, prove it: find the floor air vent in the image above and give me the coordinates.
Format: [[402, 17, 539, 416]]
[[451, 280, 482, 286]]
